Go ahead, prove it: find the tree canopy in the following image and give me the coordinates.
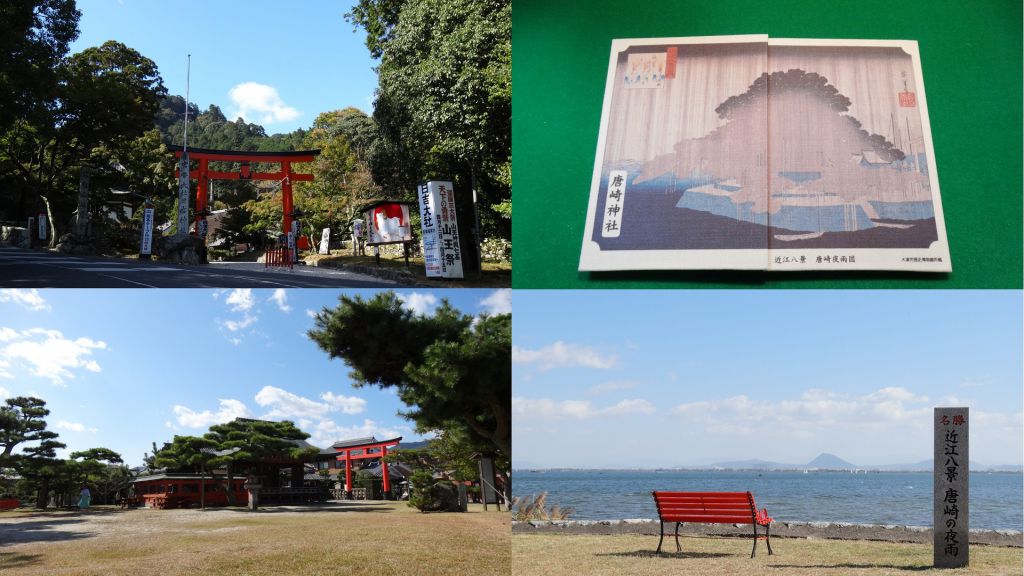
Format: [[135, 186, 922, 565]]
[[308, 292, 510, 458], [348, 0, 511, 239]]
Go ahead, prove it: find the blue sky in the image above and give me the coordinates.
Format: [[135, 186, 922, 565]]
[[71, 0, 379, 135], [0, 288, 511, 466], [513, 291, 1023, 468]]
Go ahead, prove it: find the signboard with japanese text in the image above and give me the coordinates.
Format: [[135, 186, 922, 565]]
[[417, 181, 464, 279], [140, 206, 154, 256], [364, 203, 412, 245], [934, 407, 968, 568], [37, 213, 47, 240], [479, 456, 499, 507]]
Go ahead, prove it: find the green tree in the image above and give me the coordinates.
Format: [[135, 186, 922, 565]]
[[347, 0, 511, 243], [0, 397, 65, 508], [156, 419, 316, 506], [68, 448, 128, 505], [0, 40, 166, 241], [0, 0, 80, 134], [0, 397, 63, 464], [308, 292, 510, 459]]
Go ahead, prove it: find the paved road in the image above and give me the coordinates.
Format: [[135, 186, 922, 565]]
[[0, 246, 399, 288]]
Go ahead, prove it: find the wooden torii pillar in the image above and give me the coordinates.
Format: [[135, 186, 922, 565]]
[[171, 146, 319, 255]]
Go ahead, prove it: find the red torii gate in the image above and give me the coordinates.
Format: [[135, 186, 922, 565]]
[[330, 436, 402, 499], [171, 146, 320, 248]]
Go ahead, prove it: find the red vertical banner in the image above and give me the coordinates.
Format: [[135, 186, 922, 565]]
[[666, 47, 678, 79]]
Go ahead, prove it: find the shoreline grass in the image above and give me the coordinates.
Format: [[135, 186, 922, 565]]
[[514, 533, 1022, 576]]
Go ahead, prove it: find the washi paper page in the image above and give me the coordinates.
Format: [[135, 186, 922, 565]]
[[578, 36, 951, 272]]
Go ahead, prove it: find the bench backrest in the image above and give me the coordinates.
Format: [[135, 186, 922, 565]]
[[652, 491, 757, 524]]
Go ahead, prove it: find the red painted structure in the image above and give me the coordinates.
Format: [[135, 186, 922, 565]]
[[171, 146, 320, 251], [331, 436, 402, 497], [132, 474, 249, 509], [264, 246, 293, 269]]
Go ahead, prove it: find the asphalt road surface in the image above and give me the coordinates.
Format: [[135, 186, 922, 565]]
[[0, 246, 400, 288]]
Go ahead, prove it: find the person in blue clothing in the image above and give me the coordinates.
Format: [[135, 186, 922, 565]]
[[78, 485, 91, 509]]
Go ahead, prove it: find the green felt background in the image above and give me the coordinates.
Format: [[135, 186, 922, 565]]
[[512, 0, 1022, 288]]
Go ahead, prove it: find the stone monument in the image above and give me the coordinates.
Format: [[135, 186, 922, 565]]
[[934, 407, 968, 568]]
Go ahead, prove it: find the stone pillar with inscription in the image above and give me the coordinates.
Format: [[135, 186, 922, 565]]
[[934, 407, 968, 568], [75, 167, 92, 238]]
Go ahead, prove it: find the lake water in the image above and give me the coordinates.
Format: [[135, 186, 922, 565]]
[[514, 470, 1023, 531]]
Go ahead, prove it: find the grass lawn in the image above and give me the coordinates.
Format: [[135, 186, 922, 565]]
[[513, 533, 1022, 576], [0, 502, 509, 576]]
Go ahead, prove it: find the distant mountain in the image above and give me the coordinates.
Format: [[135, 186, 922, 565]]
[[805, 453, 856, 469]]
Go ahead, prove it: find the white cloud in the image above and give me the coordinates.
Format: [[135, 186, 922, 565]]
[[588, 380, 638, 395], [0, 328, 106, 385], [254, 385, 366, 421], [56, 420, 97, 433], [173, 398, 252, 428], [0, 289, 50, 311], [225, 289, 255, 312], [0, 385, 9, 398], [0, 360, 12, 380], [320, 391, 367, 414], [270, 289, 292, 313], [223, 313, 257, 332], [305, 308, 318, 319], [670, 386, 935, 433], [397, 292, 438, 316], [480, 289, 511, 315], [512, 341, 618, 371], [307, 418, 404, 449], [228, 82, 301, 125], [513, 397, 655, 419]]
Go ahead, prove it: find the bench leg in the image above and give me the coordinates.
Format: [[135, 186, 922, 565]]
[[656, 520, 665, 554], [674, 522, 681, 552], [751, 522, 758, 558], [765, 523, 774, 555]]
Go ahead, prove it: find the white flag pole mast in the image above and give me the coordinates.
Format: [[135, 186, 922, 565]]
[[183, 54, 191, 152], [175, 54, 192, 240]]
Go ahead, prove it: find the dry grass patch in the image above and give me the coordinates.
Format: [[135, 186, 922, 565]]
[[513, 533, 1022, 576], [0, 502, 509, 575]]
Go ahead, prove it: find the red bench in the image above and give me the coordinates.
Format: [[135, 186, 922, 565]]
[[652, 491, 774, 558]]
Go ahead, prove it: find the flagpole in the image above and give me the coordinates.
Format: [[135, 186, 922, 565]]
[[183, 54, 191, 152]]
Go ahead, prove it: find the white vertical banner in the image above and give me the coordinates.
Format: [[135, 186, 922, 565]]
[[318, 227, 331, 255], [177, 152, 190, 236], [418, 183, 443, 278], [140, 206, 154, 255]]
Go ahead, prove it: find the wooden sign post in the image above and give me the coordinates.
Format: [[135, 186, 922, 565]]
[[934, 407, 968, 568]]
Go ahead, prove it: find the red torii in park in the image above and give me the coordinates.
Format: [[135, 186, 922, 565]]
[[330, 436, 402, 498], [171, 146, 320, 245]]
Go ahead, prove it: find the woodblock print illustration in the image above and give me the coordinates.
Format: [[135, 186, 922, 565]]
[[579, 36, 950, 272]]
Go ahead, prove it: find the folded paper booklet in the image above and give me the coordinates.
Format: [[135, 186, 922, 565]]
[[579, 35, 951, 272]]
